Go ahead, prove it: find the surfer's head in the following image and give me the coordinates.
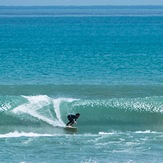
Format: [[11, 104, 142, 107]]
[[76, 113, 80, 118]]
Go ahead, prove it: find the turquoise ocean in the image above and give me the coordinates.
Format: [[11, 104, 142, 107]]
[[0, 6, 163, 162]]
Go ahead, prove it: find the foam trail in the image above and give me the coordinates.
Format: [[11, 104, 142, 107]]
[[52, 98, 77, 127], [12, 95, 63, 127], [52, 99, 66, 127]]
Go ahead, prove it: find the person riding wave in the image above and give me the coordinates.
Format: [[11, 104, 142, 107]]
[[66, 113, 80, 126]]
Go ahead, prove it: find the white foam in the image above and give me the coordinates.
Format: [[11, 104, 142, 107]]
[[12, 95, 68, 127], [52, 98, 67, 126], [99, 131, 158, 135], [12, 95, 58, 126], [0, 131, 54, 138], [98, 131, 116, 135], [135, 130, 157, 134]]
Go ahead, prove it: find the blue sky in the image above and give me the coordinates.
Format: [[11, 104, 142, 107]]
[[0, 0, 163, 6]]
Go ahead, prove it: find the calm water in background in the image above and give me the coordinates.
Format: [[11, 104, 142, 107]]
[[0, 6, 163, 162]]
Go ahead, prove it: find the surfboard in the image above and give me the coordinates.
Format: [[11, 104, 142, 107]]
[[64, 126, 78, 130]]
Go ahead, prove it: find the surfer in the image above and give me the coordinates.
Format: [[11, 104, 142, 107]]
[[66, 113, 80, 126]]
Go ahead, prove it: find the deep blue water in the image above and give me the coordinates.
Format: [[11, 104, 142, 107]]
[[0, 7, 163, 85]]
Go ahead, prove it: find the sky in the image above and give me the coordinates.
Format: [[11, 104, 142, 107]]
[[0, 0, 163, 6]]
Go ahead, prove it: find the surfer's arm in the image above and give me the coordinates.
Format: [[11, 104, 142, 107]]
[[73, 118, 77, 124]]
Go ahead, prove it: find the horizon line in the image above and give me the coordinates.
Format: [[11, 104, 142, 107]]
[[0, 5, 163, 7]]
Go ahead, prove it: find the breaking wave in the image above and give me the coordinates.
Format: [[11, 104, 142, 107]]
[[0, 95, 163, 133]]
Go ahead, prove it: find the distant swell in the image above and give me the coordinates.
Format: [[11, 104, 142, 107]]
[[0, 95, 163, 133]]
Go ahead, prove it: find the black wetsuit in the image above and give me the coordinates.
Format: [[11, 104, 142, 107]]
[[66, 114, 78, 126]]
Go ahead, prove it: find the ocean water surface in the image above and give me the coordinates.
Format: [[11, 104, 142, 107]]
[[0, 6, 163, 163]]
